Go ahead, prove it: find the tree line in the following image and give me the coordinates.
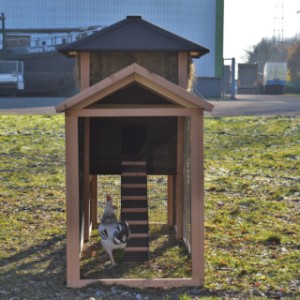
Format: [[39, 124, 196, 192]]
[[244, 35, 300, 82]]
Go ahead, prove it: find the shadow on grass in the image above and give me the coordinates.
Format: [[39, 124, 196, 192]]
[[80, 224, 192, 280], [0, 235, 69, 298]]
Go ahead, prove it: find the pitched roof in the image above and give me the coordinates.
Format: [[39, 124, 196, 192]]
[[59, 16, 209, 58], [55, 63, 214, 113]]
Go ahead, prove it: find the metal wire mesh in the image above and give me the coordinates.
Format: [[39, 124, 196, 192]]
[[80, 173, 192, 279]]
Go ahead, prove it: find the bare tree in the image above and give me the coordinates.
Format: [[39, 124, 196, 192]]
[[287, 40, 300, 81], [244, 37, 294, 73]]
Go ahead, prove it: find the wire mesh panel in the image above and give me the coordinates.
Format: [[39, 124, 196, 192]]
[[148, 175, 167, 224], [80, 174, 192, 279], [80, 115, 191, 280]]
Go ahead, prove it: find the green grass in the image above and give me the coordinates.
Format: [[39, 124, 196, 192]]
[[0, 114, 299, 299]]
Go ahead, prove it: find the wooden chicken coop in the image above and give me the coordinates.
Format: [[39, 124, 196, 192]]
[[56, 16, 213, 288]]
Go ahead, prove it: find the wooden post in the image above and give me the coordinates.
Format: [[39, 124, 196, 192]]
[[80, 52, 91, 241], [190, 111, 205, 286], [65, 112, 81, 286], [175, 52, 189, 239], [91, 175, 98, 228], [175, 117, 184, 239], [83, 118, 91, 241], [80, 52, 90, 90], [178, 52, 189, 89], [167, 175, 174, 225]]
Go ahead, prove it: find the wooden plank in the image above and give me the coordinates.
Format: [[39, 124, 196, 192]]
[[124, 247, 149, 252], [65, 112, 80, 285], [178, 52, 189, 89], [90, 175, 98, 228], [122, 183, 147, 188], [83, 118, 91, 242], [129, 233, 149, 238], [80, 52, 90, 91], [89, 104, 181, 109], [167, 175, 174, 225], [190, 112, 205, 286], [122, 208, 148, 213], [176, 117, 184, 239], [73, 108, 200, 117], [122, 172, 147, 177], [122, 196, 147, 201], [122, 161, 146, 166], [126, 220, 148, 225]]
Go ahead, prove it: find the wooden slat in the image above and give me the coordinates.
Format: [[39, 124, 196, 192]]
[[122, 172, 147, 177], [122, 196, 147, 201], [191, 113, 205, 285], [127, 220, 148, 225], [90, 175, 98, 228], [65, 113, 80, 284], [167, 175, 174, 225], [122, 208, 148, 213], [124, 247, 149, 252], [122, 183, 147, 188], [80, 52, 90, 91], [178, 52, 189, 89], [74, 108, 200, 117], [122, 161, 146, 166], [129, 233, 149, 238], [83, 118, 91, 242], [176, 117, 184, 239]]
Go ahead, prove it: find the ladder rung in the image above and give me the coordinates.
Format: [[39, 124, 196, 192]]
[[122, 161, 146, 166], [127, 220, 148, 225], [122, 172, 146, 177], [125, 247, 149, 252], [122, 183, 147, 188], [122, 208, 148, 213], [122, 196, 147, 201], [130, 233, 149, 238]]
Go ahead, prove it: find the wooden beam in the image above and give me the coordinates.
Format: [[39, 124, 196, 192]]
[[190, 112, 205, 286], [167, 175, 174, 225], [176, 117, 184, 239], [72, 108, 200, 117], [83, 117, 91, 241], [80, 52, 90, 90], [178, 52, 189, 89], [90, 175, 98, 228], [65, 112, 81, 285]]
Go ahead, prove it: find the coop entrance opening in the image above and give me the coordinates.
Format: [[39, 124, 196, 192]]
[[80, 175, 192, 280]]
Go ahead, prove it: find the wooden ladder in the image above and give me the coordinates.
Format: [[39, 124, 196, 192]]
[[121, 160, 149, 262]]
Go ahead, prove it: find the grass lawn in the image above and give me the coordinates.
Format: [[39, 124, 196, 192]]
[[0, 114, 299, 299]]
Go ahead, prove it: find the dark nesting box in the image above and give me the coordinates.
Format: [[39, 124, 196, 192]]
[[56, 16, 213, 288], [89, 116, 177, 174]]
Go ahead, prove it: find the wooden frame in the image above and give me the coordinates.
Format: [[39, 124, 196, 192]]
[[58, 59, 212, 288]]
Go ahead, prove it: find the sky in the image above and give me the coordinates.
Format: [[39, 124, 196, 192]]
[[224, 0, 300, 63]]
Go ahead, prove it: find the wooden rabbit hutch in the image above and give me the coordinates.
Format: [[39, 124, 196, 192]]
[[56, 16, 213, 288]]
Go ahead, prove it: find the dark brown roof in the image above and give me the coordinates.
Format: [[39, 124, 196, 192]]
[[59, 16, 209, 58]]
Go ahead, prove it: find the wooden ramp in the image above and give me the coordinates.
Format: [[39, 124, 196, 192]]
[[121, 160, 149, 262]]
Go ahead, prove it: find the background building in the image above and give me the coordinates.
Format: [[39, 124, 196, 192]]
[[1, 0, 224, 97]]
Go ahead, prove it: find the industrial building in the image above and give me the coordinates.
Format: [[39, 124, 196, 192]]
[[1, 0, 224, 97]]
